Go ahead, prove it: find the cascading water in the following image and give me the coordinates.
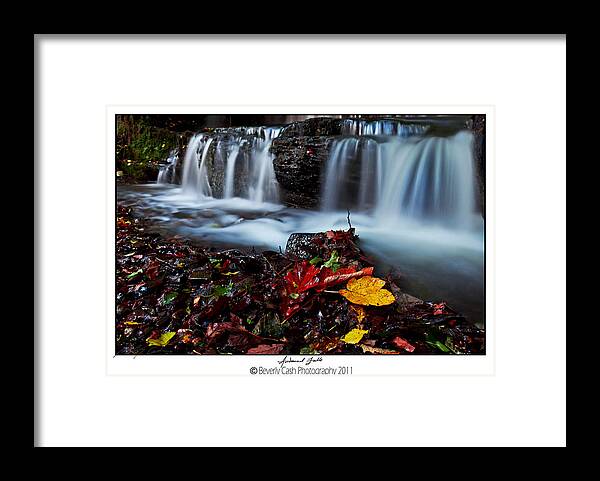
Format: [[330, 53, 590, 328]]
[[178, 126, 282, 203], [122, 117, 483, 325], [156, 150, 179, 184], [341, 118, 429, 137], [180, 134, 210, 197], [248, 127, 282, 203], [322, 129, 478, 230], [223, 139, 241, 199], [321, 138, 360, 211]]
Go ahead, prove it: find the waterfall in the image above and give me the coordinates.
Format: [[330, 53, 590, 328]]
[[180, 134, 215, 197], [156, 150, 179, 184], [322, 130, 477, 230], [248, 127, 282, 203], [321, 138, 360, 211], [341, 119, 429, 137], [223, 139, 241, 198], [179, 127, 282, 203]]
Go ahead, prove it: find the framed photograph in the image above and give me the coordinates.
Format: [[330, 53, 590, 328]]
[[108, 106, 494, 376], [36, 35, 566, 447]]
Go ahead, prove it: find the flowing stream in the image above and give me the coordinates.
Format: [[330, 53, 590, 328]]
[[118, 119, 484, 326]]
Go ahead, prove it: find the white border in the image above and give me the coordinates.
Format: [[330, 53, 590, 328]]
[[106, 105, 495, 376]]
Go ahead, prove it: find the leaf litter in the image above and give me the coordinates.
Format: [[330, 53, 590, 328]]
[[116, 205, 485, 355]]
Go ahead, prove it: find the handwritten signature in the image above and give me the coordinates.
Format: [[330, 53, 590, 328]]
[[277, 355, 324, 366]]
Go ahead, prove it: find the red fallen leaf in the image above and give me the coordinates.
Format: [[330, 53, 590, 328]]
[[281, 291, 309, 319], [205, 317, 273, 350], [433, 302, 447, 315], [247, 344, 285, 354], [392, 336, 416, 353], [316, 266, 374, 291], [199, 296, 227, 319], [284, 261, 320, 294], [281, 262, 374, 318], [326, 228, 355, 242], [145, 259, 160, 280]]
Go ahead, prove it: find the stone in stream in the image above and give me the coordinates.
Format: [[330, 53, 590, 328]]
[[284, 233, 321, 259]]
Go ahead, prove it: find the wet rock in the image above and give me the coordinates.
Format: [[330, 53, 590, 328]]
[[285, 233, 320, 259], [471, 115, 486, 217], [279, 117, 343, 137], [271, 136, 331, 208]]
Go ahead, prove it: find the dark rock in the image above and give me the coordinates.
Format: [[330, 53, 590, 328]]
[[279, 117, 343, 138], [285, 233, 320, 259], [271, 136, 331, 208], [471, 115, 486, 217]]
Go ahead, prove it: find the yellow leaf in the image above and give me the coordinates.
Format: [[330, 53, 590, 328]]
[[339, 276, 396, 306], [146, 331, 176, 347], [124, 321, 142, 326], [341, 328, 368, 344]]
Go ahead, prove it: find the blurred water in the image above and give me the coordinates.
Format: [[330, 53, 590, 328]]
[[117, 184, 484, 326]]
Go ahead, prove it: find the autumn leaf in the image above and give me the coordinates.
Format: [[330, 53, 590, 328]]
[[309, 256, 322, 265], [432, 302, 447, 315], [392, 336, 416, 353], [339, 276, 395, 306], [317, 266, 374, 290], [341, 328, 368, 344], [146, 331, 176, 347], [213, 282, 233, 297], [284, 261, 320, 294], [126, 268, 143, 280], [326, 229, 354, 242], [117, 217, 131, 228], [160, 291, 178, 305], [323, 250, 340, 272], [247, 344, 285, 354], [359, 344, 399, 354], [351, 305, 367, 328]]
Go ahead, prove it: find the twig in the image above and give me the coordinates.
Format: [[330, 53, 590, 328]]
[[347, 209, 352, 229]]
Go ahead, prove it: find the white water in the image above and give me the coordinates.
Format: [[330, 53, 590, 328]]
[[341, 118, 428, 137], [144, 120, 483, 324], [223, 140, 241, 198], [248, 127, 282, 203], [180, 134, 207, 197], [176, 126, 282, 202], [156, 150, 179, 184], [321, 131, 478, 231], [118, 184, 484, 324]]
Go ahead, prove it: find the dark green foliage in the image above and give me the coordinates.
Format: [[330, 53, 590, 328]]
[[116, 115, 180, 183]]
